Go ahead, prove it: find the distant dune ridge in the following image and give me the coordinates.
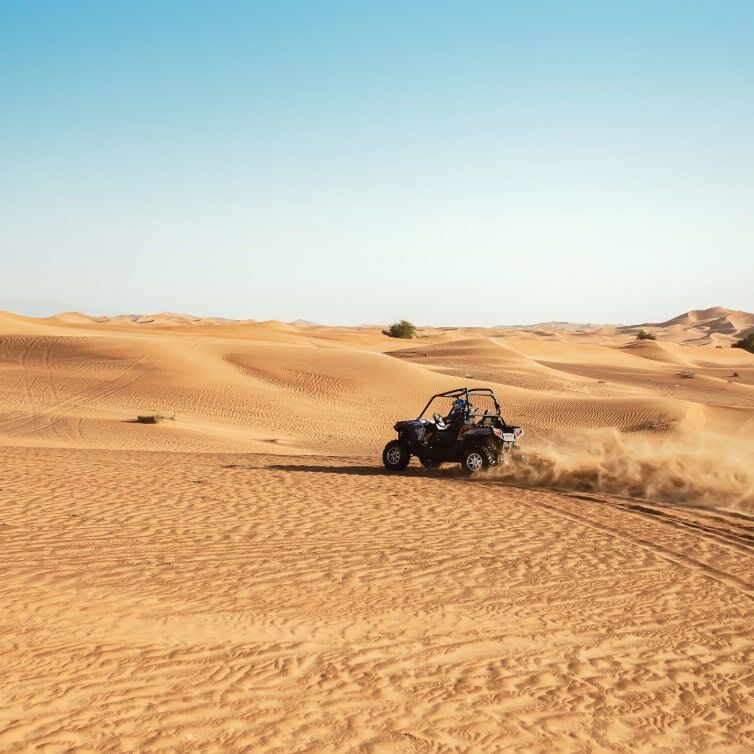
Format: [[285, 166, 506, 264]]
[[1, 305, 753, 752], [9, 304, 750, 343], [499, 306, 754, 343]]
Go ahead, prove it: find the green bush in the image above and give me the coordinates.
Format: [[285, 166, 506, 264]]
[[383, 319, 417, 339], [636, 329, 656, 341], [732, 333, 754, 354]]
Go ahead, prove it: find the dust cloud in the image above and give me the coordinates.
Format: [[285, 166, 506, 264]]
[[497, 429, 754, 512]]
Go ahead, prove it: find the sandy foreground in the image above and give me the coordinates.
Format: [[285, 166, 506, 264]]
[[0, 307, 753, 752]]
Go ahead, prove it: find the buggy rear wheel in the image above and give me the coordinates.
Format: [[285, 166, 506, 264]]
[[461, 446, 491, 474], [383, 440, 410, 471]]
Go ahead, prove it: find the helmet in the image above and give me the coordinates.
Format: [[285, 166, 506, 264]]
[[451, 398, 467, 412]]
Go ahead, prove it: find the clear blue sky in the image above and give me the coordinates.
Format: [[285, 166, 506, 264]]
[[1, 1, 752, 324]]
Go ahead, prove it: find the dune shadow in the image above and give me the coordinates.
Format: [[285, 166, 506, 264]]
[[266, 464, 440, 478]]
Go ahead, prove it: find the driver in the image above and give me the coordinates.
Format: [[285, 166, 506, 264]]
[[445, 398, 468, 432]]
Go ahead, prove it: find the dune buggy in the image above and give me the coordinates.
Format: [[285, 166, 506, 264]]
[[382, 387, 524, 473]]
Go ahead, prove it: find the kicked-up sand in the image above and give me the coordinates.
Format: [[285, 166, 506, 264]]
[[0, 306, 752, 752]]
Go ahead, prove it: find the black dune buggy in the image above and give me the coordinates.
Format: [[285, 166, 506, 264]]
[[382, 387, 524, 473]]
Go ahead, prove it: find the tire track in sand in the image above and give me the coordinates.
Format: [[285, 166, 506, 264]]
[[502, 488, 754, 597], [0, 349, 160, 438]]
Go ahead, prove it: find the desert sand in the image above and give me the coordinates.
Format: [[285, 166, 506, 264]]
[[0, 306, 752, 752]]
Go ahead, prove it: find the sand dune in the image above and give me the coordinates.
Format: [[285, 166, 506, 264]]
[[635, 306, 754, 344], [498, 306, 754, 346], [0, 307, 752, 752]]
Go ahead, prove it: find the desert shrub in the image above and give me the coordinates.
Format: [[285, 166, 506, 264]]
[[136, 413, 175, 424], [732, 333, 754, 354], [636, 330, 656, 341], [640, 414, 675, 431], [383, 319, 417, 339]]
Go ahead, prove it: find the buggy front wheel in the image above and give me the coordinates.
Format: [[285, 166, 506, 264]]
[[383, 440, 410, 471]]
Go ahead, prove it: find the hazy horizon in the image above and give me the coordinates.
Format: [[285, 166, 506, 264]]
[[2, 1, 752, 325], [1, 296, 749, 329]]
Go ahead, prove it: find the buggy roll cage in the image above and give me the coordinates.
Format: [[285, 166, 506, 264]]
[[416, 387, 504, 421]]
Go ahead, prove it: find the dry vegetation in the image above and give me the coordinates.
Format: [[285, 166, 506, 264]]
[[136, 413, 175, 424]]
